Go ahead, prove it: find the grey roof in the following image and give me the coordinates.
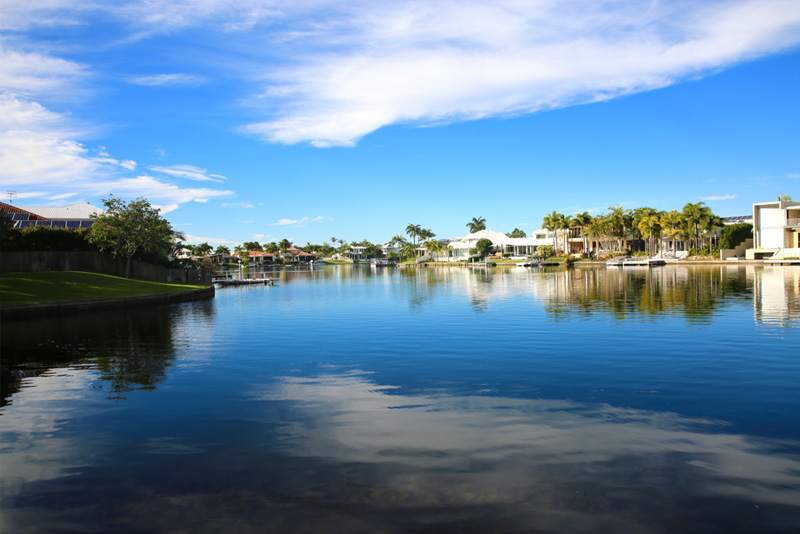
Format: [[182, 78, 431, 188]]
[[17, 202, 105, 220]]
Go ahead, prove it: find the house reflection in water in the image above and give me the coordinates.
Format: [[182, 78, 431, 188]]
[[754, 266, 800, 326]]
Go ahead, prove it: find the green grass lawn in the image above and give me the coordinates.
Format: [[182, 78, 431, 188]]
[[0, 272, 208, 306]]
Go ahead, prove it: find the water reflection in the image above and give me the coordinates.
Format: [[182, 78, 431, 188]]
[[0, 303, 209, 404], [256, 369, 799, 531]]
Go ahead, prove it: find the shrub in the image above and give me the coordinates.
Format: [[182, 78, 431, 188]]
[[719, 223, 753, 249]]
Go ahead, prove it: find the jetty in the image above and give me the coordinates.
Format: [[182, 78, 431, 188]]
[[213, 277, 278, 287]]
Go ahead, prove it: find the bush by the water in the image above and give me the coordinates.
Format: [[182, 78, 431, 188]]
[[689, 245, 720, 257]]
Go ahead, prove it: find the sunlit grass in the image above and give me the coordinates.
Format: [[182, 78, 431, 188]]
[[0, 272, 207, 306]]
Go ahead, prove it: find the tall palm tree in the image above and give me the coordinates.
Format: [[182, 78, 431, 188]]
[[682, 202, 711, 251], [542, 211, 564, 253], [637, 214, 661, 255], [405, 223, 422, 246], [557, 216, 571, 255], [660, 211, 684, 255], [466, 217, 486, 233], [571, 212, 593, 255]]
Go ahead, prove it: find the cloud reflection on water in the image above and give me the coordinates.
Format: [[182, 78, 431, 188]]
[[261, 370, 800, 510]]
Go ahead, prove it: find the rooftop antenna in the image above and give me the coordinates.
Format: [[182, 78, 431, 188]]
[[6, 190, 17, 205]]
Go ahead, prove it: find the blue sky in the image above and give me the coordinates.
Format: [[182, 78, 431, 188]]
[[2, 0, 799, 247]]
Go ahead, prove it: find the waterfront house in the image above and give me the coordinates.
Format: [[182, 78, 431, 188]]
[[285, 247, 314, 264], [747, 199, 800, 259], [248, 251, 275, 266]]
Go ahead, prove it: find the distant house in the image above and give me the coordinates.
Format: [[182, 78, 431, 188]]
[[247, 251, 275, 266], [445, 230, 552, 260], [285, 247, 314, 263], [0, 201, 104, 229], [747, 200, 800, 259]]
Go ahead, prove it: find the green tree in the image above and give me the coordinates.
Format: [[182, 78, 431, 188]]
[[215, 245, 230, 256], [536, 245, 554, 260], [242, 241, 263, 252], [405, 223, 422, 246], [401, 241, 417, 260], [423, 239, 442, 261], [506, 228, 526, 238], [195, 242, 213, 256], [88, 196, 176, 278], [541, 211, 564, 253], [466, 216, 486, 233], [279, 239, 292, 254], [474, 238, 494, 258]]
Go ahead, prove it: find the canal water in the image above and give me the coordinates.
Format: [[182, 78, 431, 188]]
[[2, 264, 799, 533]]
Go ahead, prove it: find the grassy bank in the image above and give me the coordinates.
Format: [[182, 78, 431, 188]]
[[0, 272, 208, 306]]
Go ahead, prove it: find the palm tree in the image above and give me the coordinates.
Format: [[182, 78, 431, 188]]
[[682, 202, 710, 251], [557, 216, 571, 255], [660, 211, 684, 256], [406, 223, 422, 246], [418, 228, 436, 241], [424, 240, 442, 261], [571, 212, 593, 255], [401, 241, 417, 261], [542, 211, 564, 253], [466, 217, 486, 233], [637, 214, 661, 255]]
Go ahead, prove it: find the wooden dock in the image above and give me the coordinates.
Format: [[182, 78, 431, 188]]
[[213, 278, 278, 287]]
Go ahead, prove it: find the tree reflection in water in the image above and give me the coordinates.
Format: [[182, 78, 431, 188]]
[[1, 302, 216, 404]]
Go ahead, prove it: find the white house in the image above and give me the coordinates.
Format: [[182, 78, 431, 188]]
[[747, 199, 800, 259]]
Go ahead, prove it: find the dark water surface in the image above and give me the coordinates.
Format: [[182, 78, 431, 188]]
[[2, 264, 799, 533]]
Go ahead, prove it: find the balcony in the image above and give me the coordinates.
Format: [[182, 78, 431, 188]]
[[787, 218, 800, 228]]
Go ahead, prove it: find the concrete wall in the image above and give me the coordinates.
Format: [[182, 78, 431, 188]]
[[759, 208, 787, 248], [720, 238, 753, 260], [0, 251, 212, 284]]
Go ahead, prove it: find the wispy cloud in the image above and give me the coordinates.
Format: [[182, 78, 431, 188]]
[[239, 1, 800, 146], [128, 73, 208, 87], [787, 173, 800, 179], [6, 1, 800, 149], [701, 194, 737, 201], [150, 164, 227, 183], [0, 94, 234, 209], [182, 234, 235, 245], [274, 215, 326, 226], [222, 201, 255, 208]]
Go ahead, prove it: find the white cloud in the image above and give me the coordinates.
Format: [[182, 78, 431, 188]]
[[240, 0, 800, 146], [0, 94, 234, 208], [128, 73, 208, 87], [5, 1, 800, 150], [150, 164, 228, 183], [182, 234, 235, 245], [222, 201, 255, 208], [273, 215, 327, 226], [787, 173, 800, 179], [0, 47, 87, 99], [702, 194, 736, 201]]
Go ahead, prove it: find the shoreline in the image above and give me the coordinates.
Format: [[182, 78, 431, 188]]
[[1, 286, 215, 320]]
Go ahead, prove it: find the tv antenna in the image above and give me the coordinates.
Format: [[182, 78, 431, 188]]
[[6, 190, 17, 205]]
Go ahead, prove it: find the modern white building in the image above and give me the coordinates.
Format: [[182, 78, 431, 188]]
[[747, 200, 800, 259]]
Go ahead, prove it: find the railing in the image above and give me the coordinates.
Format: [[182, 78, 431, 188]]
[[787, 218, 800, 228]]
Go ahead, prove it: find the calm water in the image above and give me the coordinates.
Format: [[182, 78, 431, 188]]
[[2, 264, 799, 533]]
